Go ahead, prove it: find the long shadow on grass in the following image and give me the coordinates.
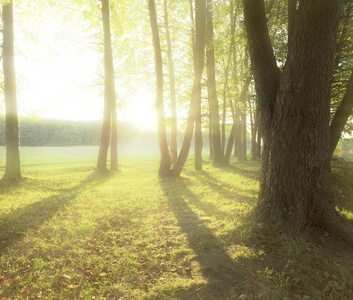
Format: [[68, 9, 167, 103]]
[[0, 172, 110, 253], [221, 163, 260, 181], [193, 170, 258, 209], [160, 177, 251, 299]]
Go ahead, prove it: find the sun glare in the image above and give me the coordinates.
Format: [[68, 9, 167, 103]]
[[120, 89, 157, 132]]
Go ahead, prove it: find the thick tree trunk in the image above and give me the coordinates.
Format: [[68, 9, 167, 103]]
[[2, 2, 22, 181], [245, 0, 344, 233], [164, 0, 178, 164], [206, 0, 223, 167], [171, 0, 206, 177], [149, 0, 171, 177], [97, 0, 117, 172]]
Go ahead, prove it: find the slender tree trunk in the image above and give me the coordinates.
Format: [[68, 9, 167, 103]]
[[171, 0, 206, 177], [164, 0, 178, 164], [238, 77, 251, 161], [194, 91, 203, 170], [97, 0, 117, 172], [111, 105, 118, 170], [208, 103, 214, 159], [149, 0, 171, 177], [245, 0, 350, 238], [330, 72, 353, 159], [224, 123, 236, 166], [2, 2, 22, 181], [206, 0, 223, 166]]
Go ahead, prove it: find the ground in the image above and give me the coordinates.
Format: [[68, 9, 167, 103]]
[[0, 147, 353, 299]]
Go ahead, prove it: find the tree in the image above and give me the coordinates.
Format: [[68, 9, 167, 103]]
[[206, 0, 223, 167], [330, 72, 353, 158], [148, 0, 171, 177], [244, 0, 353, 243], [163, 0, 178, 164], [171, 0, 206, 177], [2, 1, 22, 181], [97, 0, 118, 172]]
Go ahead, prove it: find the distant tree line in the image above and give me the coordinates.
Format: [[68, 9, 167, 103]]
[[0, 117, 163, 147], [0, 117, 101, 146]]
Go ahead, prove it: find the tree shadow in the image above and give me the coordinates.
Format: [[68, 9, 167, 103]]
[[159, 177, 254, 299], [193, 170, 258, 206], [221, 164, 260, 181], [0, 171, 111, 253]]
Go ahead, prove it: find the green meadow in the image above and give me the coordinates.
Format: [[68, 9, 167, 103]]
[[0, 147, 353, 299]]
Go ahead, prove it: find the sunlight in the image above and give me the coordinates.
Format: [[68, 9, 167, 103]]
[[120, 89, 157, 131]]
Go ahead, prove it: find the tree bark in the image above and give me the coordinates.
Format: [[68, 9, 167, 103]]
[[244, 0, 350, 237], [243, 0, 280, 200], [206, 0, 223, 167], [2, 1, 22, 181], [97, 0, 117, 172], [287, 0, 297, 48], [163, 0, 178, 164], [149, 0, 171, 177], [171, 0, 206, 177], [330, 72, 353, 159]]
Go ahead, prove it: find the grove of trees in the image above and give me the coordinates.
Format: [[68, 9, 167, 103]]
[[1, 0, 353, 240]]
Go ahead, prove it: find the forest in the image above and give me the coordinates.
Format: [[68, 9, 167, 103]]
[[1, 0, 353, 298]]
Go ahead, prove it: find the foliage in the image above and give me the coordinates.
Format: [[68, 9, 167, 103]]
[[0, 118, 160, 147], [0, 149, 353, 298]]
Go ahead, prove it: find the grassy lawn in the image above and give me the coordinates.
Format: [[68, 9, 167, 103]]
[[0, 147, 353, 299]]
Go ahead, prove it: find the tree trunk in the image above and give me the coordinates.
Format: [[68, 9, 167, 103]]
[[164, 0, 178, 164], [97, 0, 117, 173], [330, 72, 353, 159], [206, 0, 223, 167], [2, 2, 22, 181], [194, 92, 203, 171], [238, 77, 251, 161], [243, 0, 280, 201], [149, 0, 171, 177], [224, 123, 236, 166], [171, 0, 206, 177], [111, 104, 118, 171], [245, 0, 346, 234]]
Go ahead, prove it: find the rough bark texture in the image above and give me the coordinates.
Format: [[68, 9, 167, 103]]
[[206, 0, 223, 167], [287, 0, 297, 48], [149, 0, 171, 177], [164, 0, 178, 164], [244, 0, 352, 240], [171, 0, 206, 177], [2, 2, 22, 181], [243, 0, 280, 200]]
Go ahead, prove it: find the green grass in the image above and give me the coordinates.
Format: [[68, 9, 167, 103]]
[[0, 147, 353, 299]]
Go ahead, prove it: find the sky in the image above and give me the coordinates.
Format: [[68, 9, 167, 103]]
[[10, 1, 157, 131]]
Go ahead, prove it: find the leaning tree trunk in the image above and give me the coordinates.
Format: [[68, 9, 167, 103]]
[[329, 72, 353, 159], [149, 0, 171, 177], [244, 0, 353, 240], [2, 2, 22, 181], [171, 0, 206, 177]]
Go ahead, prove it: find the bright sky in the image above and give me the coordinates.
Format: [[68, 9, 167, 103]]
[[11, 1, 157, 131]]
